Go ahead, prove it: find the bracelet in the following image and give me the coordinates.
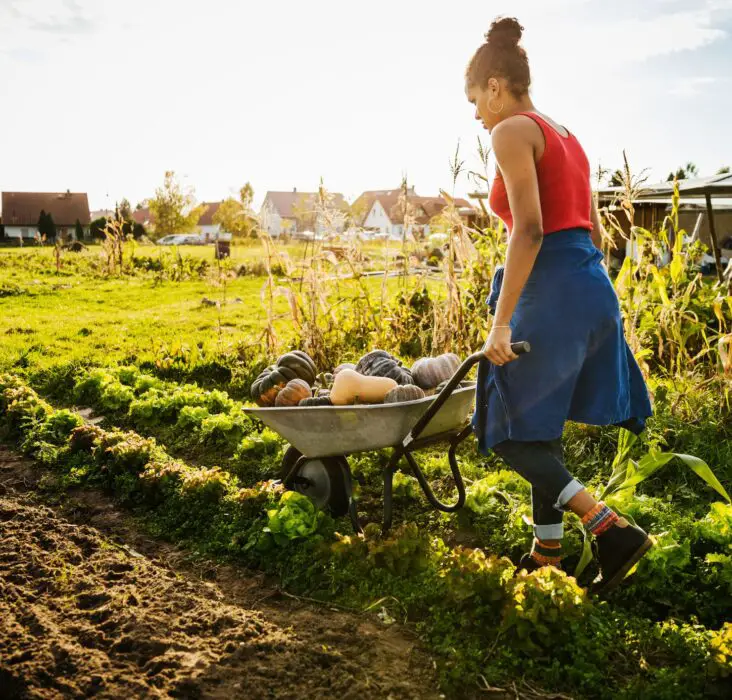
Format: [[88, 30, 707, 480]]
[[493, 324, 511, 329]]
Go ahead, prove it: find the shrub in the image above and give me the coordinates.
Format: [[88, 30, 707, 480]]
[[366, 523, 434, 576], [92, 431, 162, 477], [696, 502, 732, 546], [98, 382, 135, 412], [709, 622, 732, 678], [37, 409, 84, 445], [502, 567, 588, 652], [73, 368, 116, 404], [180, 466, 235, 505], [440, 546, 513, 605], [69, 424, 105, 453]]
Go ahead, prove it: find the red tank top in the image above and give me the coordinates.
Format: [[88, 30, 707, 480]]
[[489, 111, 593, 235]]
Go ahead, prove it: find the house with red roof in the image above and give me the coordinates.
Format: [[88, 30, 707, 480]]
[[1, 191, 90, 241], [358, 189, 476, 239], [260, 189, 348, 237]]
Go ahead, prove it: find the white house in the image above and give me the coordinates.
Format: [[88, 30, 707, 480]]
[[1, 191, 90, 241], [358, 189, 476, 239], [260, 189, 347, 237], [198, 201, 223, 236]]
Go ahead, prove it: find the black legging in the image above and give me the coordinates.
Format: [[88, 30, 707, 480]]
[[492, 438, 585, 540]]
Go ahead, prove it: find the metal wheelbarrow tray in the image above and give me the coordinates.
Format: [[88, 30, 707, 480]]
[[242, 385, 476, 458], [242, 343, 529, 533]]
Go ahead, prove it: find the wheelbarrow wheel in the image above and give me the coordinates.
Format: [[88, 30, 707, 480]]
[[280, 447, 352, 518], [280, 446, 302, 481]]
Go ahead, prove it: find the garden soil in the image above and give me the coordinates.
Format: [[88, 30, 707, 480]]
[[0, 446, 445, 700]]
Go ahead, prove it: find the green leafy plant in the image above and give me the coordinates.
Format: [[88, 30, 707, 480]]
[[502, 567, 588, 653], [264, 491, 325, 544], [709, 622, 732, 678], [575, 429, 731, 577]]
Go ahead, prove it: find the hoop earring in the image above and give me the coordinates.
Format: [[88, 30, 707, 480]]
[[488, 98, 504, 114]]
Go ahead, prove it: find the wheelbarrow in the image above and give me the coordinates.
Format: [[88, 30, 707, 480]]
[[242, 342, 530, 533]]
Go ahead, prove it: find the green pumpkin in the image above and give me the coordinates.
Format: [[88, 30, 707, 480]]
[[384, 385, 426, 403], [355, 350, 414, 385], [435, 378, 475, 393], [411, 353, 461, 390], [333, 363, 356, 376], [277, 351, 317, 385], [298, 395, 333, 407]]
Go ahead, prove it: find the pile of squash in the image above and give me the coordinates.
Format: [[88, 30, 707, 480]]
[[251, 349, 466, 408]]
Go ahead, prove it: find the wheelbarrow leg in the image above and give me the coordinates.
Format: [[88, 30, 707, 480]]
[[382, 448, 404, 534], [405, 424, 471, 513], [348, 498, 363, 534]]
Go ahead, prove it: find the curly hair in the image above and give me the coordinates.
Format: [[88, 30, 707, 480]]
[[466, 17, 530, 98]]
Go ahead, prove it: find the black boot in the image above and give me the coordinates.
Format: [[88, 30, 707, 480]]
[[592, 517, 653, 594], [517, 552, 543, 572], [516, 551, 564, 574]]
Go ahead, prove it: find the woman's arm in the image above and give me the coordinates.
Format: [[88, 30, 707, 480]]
[[484, 117, 544, 366], [589, 195, 604, 251]]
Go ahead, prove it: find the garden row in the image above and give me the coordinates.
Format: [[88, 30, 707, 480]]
[[1, 372, 731, 698], [26, 361, 732, 629]]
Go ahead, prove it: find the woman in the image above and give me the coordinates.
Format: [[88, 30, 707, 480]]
[[466, 17, 654, 593]]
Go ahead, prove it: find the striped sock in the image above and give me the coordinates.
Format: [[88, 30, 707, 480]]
[[530, 538, 563, 567], [582, 501, 619, 536]]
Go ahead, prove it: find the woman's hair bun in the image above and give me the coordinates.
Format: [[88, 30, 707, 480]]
[[485, 17, 523, 48]]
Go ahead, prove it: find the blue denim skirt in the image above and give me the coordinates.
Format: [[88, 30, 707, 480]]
[[472, 228, 653, 452]]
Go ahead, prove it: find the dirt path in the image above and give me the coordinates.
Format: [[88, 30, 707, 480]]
[[0, 446, 443, 700]]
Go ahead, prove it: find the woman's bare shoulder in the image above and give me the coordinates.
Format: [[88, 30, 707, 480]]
[[491, 115, 540, 154]]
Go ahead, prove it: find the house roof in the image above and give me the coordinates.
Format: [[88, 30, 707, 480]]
[[597, 173, 732, 201], [131, 207, 153, 226], [263, 190, 347, 219], [1, 191, 91, 227], [352, 187, 416, 223], [198, 201, 222, 226], [369, 193, 475, 225]]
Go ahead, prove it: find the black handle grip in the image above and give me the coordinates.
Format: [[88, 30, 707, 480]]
[[510, 340, 531, 355], [405, 340, 531, 445]]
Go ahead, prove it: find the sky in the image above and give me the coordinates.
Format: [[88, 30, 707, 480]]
[[1, 0, 731, 211]]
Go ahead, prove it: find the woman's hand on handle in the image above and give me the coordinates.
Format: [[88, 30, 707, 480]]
[[483, 325, 519, 366]]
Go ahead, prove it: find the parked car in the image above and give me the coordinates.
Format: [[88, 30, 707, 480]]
[[157, 235, 189, 245], [157, 234, 203, 245]]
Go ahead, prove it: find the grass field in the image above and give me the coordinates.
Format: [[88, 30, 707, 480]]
[[2, 239, 732, 699], [0, 246, 435, 378]]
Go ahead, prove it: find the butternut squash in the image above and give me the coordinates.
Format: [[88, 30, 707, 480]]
[[329, 369, 397, 405]]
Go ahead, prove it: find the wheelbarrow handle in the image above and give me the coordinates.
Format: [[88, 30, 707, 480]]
[[405, 341, 530, 445]]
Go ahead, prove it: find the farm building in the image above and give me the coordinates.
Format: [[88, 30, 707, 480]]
[[0, 191, 91, 242], [597, 173, 732, 278], [358, 189, 477, 239], [260, 189, 348, 237]]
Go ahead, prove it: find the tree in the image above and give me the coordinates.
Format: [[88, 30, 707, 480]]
[[148, 171, 205, 238], [717, 165, 731, 175], [667, 162, 699, 182], [212, 182, 258, 238], [118, 198, 132, 221], [37, 210, 56, 240], [608, 169, 625, 187], [90, 217, 107, 240], [74, 219, 84, 240]]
